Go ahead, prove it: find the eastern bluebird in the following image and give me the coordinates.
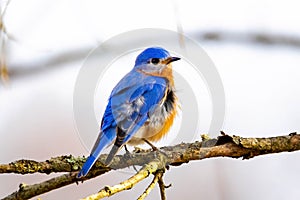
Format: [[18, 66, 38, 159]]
[[77, 47, 180, 178]]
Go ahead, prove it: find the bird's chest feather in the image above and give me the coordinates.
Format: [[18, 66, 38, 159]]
[[127, 89, 177, 145]]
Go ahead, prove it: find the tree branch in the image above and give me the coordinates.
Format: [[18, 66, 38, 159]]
[[2, 169, 111, 200], [1, 132, 300, 199]]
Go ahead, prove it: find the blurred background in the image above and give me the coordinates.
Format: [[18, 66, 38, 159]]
[[1, 0, 300, 199]]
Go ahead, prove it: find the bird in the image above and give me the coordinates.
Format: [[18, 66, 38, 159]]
[[77, 47, 180, 178]]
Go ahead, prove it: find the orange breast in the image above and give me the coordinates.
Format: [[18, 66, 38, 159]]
[[147, 65, 176, 142]]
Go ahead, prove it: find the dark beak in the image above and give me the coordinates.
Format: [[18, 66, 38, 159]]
[[165, 57, 181, 65]]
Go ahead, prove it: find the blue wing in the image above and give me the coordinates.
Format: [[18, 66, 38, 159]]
[[105, 71, 167, 164], [77, 69, 167, 178]]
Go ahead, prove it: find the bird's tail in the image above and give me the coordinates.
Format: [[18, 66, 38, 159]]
[[77, 128, 116, 178], [77, 155, 97, 178], [105, 144, 120, 166]]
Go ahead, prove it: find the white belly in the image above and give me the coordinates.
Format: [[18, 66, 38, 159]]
[[127, 105, 168, 145]]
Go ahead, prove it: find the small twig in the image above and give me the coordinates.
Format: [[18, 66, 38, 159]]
[[1, 0, 11, 18], [82, 154, 167, 200], [157, 171, 168, 200], [171, 0, 186, 50], [0, 0, 11, 83], [137, 171, 164, 200], [0, 17, 8, 83]]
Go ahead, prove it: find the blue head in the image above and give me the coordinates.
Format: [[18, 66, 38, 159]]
[[134, 47, 180, 74], [135, 47, 170, 66]]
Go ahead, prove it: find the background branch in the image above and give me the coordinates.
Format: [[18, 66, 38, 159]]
[[2, 30, 300, 82], [196, 31, 300, 48]]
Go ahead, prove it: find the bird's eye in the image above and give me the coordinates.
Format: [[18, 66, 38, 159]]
[[150, 58, 160, 65]]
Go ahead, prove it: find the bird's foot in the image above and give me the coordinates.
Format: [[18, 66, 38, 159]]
[[142, 139, 168, 158], [142, 139, 158, 151], [124, 145, 139, 172]]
